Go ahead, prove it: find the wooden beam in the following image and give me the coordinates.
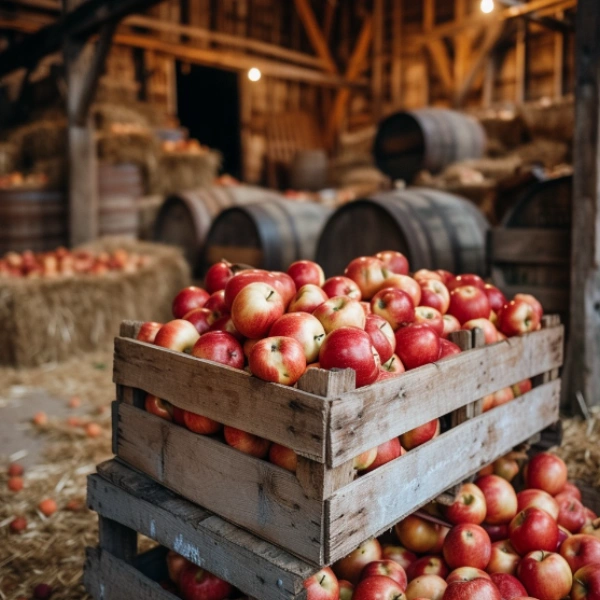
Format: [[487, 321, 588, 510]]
[[391, 0, 403, 107], [515, 19, 527, 104], [325, 15, 373, 148], [496, 0, 572, 32], [453, 0, 470, 94], [293, 0, 338, 74], [554, 11, 565, 98], [482, 53, 497, 107], [454, 20, 505, 106], [423, 0, 454, 97], [563, 0, 600, 409], [323, 0, 337, 44], [372, 0, 384, 120]]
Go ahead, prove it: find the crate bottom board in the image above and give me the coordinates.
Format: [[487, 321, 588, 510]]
[[114, 378, 561, 565]]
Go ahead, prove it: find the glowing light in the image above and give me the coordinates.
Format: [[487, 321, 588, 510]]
[[248, 67, 262, 82], [481, 0, 495, 13]]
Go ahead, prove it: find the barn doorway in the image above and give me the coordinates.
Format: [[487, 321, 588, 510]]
[[176, 63, 242, 179]]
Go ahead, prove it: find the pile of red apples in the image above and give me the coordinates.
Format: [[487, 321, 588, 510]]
[[0, 247, 150, 278], [163, 452, 600, 600]]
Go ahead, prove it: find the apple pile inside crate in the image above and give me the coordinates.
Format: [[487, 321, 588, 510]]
[[86, 452, 600, 600], [109, 252, 565, 568]]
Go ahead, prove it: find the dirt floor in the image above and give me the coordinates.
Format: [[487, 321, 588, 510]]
[[0, 343, 598, 600]]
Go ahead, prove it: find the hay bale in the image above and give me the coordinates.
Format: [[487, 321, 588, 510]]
[[511, 139, 570, 169], [10, 120, 68, 164], [31, 158, 67, 191], [519, 97, 575, 142], [0, 239, 190, 367], [92, 103, 150, 131], [149, 150, 221, 195]]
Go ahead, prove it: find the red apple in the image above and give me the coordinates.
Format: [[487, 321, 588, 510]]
[[557, 497, 588, 533], [364, 438, 403, 473], [513, 294, 543, 323], [395, 324, 441, 371], [224, 270, 285, 309], [484, 285, 507, 314], [172, 286, 210, 319], [204, 260, 234, 294], [419, 279, 450, 315], [269, 443, 297, 473], [404, 575, 447, 600], [361, 560, 408, 589], [382, 545, 417, 571], [413, 269, 443, 284], [178, 564, 232, 600], [444, 483, 488, 525], [322, 276, 362, 300], [486, 539, 520, 575], [379, 275, 421, 307], [511, 379, 533, 398], [287, 260, 325, 288], [191, 331, 244, 369], [204, 290, 228, 317], [442, 578, 501, 600], [270, 313, 326, 363], [184, 308, 218, 335], [483, 524, 510, 544], [406, 556, 449, 582], [172, 406, 186, 426], [525, 453, 568, 496], [517, 489, 560, 520], [581, 519, 600, 540], [442, 314, 461, 338], [353, 575, 407, 600], [442, 524, 492, 570], [558, 525, 572, 548], [223, 426, 270, 458], [371, 288, 415, 331], [517, 551, 572, 600], [475, 475, 518, 525], [461, 318, 498, 344], [381, 354, 406, 376], [319, 327, 380, 388], [183, 410, 222, 435], [493, 457, 520, 483], [559, 534, 600, 572], [288, 284, 329, 314], [570, 564, 600, 600], [439, 339, 462, 359], [414, 306, 444, 336], [447, 274, 486, 292], [509, 508, 560, 555], [304, 567, 339, 600], [313, 296, 366, 334], [361, 301, 373, 316], [340, 580, 355, 600], [400, 419, 439, 450], [345, 256, 390, 300], [497, 301, 541, 337], [249, 336, 306, 386], [558, 482, 582, 501], [231, 282, 285, 339], [167, 550, 189, 586], [136, 321, 162, 343], [436, 270, 454, 284], [489, 573, 527, 600], [584, 510, 599, 528], [395, 516, 441, 555], [446, 567, 491, 585], [207, 315, 243, 341], [365, 314, 396, 364], [333, 539, 383, 584], [353, 447, 379, 471], [269, 271, 297, 307], [448, 287, 491, 324], [375, 251, 410, 275], [145, 394, 173, 421], [155, 319, 201, 352]]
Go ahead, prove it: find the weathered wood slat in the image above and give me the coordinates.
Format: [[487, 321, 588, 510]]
[[490, 228, 570, 265], [327, 325, 563, 466], [113, 336, 329, 462], [114, 403, 324, 565], [325, 379, 561, 562], [88, 461, 314, 599], [84, 547, 177, 600]]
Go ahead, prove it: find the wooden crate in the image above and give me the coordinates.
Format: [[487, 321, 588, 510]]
[[112, 317, 564, 566], [85, 460, 316, 600]]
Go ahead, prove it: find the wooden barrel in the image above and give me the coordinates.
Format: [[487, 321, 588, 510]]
[[373, 109, 487, 183], [153, 185, 284, 272], [98, 163, 142, 238], [202, 200, 332, 273], [315, 188, 489, 277], [490, 175, 572, 317], [0, 188, 67, 254]]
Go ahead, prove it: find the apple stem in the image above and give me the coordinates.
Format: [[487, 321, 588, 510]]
[[266, 290, 275, 301]]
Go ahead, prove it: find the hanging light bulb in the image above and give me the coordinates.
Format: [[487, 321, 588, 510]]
[[247, 67, 262, 82], [481, 0, 495, 13]]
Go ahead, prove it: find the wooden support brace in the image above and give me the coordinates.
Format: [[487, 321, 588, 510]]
[[98, 515, 138, 563]]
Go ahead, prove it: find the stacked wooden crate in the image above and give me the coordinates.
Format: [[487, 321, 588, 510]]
[[84, 316, 564, 599]]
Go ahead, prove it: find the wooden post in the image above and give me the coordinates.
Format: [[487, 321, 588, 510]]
[[564, 0, 600, 409], [515, 19, 527, 104], [64, 0, 99, 246], [553, 11, 565, 99], [482, 53, 496, 107]]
